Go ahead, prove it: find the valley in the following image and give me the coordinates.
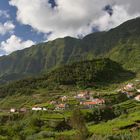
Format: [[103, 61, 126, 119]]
[[0, 17, 140, 140], [0, 58, 139, 140]]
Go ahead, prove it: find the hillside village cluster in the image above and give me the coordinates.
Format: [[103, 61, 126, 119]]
[[8, 81, 140, 113], [10, 91, 105, 113]]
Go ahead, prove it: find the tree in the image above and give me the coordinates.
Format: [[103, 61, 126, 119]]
[[71, 109, 89, 140]]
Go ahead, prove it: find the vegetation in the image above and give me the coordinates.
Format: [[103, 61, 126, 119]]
[[0, 17, 140, 83], [0, 58, 134, 98], [0, 74, 140, 140], [47, 58, 134, 86], [70, 109, 89, 140], [0, 18, 140, 140]]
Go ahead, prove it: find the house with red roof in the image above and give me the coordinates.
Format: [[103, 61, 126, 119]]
[[81, 98, 105, 108]]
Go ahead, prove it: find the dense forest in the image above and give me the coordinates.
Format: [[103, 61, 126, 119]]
[[47, 58, 134, 85]]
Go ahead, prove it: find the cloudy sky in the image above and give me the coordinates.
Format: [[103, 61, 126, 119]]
[[0, 0, 140, 56]]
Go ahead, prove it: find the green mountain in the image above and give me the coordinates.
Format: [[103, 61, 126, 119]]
[[47, 58, 134, 85], [0, 58, 135, 98], [0, 17, 140, 83]]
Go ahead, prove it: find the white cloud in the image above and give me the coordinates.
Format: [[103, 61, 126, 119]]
[[93, 5, 139, 31], [0, 21, 15, 35], [0, 35, 35, 55], [0, 10, 14, 36], [9, 0, 140, 40], [113, 0, 140, 15]]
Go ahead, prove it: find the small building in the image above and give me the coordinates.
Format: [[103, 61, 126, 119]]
[[81, 101, 97, 108], [123, 83, 135, 91], [10, 108, 16, 113], [32, 106, 42, 111], [76, 93, 85, 98], [75, 91, 90, 100], [92, 98, 105, 104], [137, 89, 140, 93], [135, 95, 140, 101], [42, 107, 47, 111], [50, 101, 57, 105], [81, 99, 105, 108], [55, 104, 68, 110], [61, 96, 67, 102]]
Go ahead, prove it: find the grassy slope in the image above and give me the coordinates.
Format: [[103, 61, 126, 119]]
[[89, 100, 140, 135], [108, 38, 140, 72], [0, 77, 140, 140]]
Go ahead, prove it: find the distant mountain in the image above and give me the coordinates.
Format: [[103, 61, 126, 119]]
[[0, 17, 140, 83]]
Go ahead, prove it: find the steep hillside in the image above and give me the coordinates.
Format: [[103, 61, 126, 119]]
[[0, 58, 135, 98], [107, 38, 140, 72], [0, 17, 140, 82]]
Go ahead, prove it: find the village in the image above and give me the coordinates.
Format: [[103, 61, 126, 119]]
[[118, 82, 140, 100], [2, 81, 140, 114], [9, 91, 105, 113]]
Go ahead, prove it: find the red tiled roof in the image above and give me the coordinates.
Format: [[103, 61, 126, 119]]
[[83, 102, 97, 105]]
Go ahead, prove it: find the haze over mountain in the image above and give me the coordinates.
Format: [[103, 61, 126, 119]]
[[0, 17, 140, 83]]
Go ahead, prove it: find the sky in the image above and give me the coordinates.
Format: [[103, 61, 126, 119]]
[[0, 0, 140, 56]]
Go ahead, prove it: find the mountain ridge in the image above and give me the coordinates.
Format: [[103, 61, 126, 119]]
[[0, 17, 140, 83]]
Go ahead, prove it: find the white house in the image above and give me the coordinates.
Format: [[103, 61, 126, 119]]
[[10, 108, 16, 113], [137, 89, 140, 93], [32, 107, 42, 111], [42, 107, 47, 111], [76, 93, 85, 98], [135, 95, 140, 101]]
